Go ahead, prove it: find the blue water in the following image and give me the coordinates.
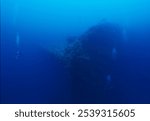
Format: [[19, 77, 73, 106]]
[[1, 0, 150, 104]]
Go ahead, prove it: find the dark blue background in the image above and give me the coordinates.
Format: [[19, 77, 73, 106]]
[[1, 0, 150, 103]]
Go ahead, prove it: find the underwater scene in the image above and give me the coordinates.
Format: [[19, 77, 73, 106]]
[[1, 0, 150, 104]]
